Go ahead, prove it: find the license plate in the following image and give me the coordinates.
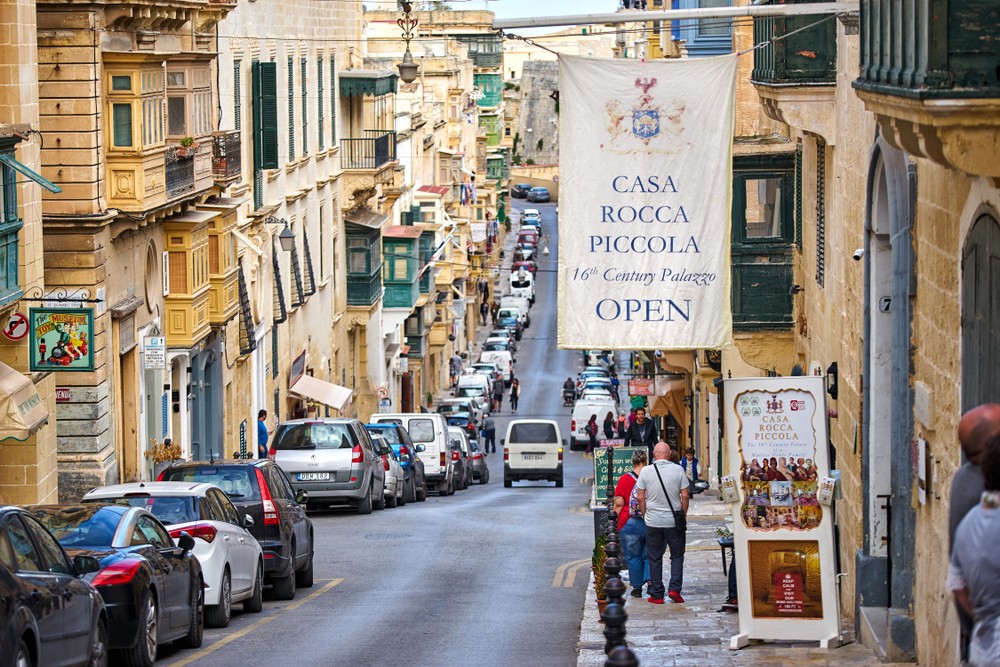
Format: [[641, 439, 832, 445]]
[[523, 454, 544, 461], [298, 472, 329, 481]]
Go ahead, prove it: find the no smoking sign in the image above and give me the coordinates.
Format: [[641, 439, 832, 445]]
[[3, 312, 29, 341]]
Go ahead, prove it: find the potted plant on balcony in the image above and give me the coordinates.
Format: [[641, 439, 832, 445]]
[[176, 136, 197, 158]]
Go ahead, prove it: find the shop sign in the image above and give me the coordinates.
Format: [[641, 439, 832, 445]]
[[628, 378, 655, 396], [29, 308, 94, 372], [144, 337, 166, 370], [593, 446, 643, 506]]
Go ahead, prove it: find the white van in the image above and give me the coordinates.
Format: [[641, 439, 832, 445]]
[[456, 372, 491, 404], [570, 396, 618, 450], [479, 349, 514, 385], [502, 419, 565, 487], [509, 271, 535, 303], [500, 295, 531, 327], [369, 413, 456, 496]]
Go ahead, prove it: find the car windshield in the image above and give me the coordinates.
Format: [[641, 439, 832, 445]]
[[160, 466, 261, 501], [31, 506, 121, 548], [508, 423, 558, 444], [90, 496, 198, 526], [484, 342, 508, 351], [446, 414, 471, 426], [366, 426, 402, 446], [458, 387, 484, 398], [273, 422, 353, 450], [511, 279, 531, 289]]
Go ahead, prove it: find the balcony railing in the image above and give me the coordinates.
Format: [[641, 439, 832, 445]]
[[212, 130, 241, 181], [346, 272, 383, 306], [731, 253, 794, 331], [384, 279, 419, 309], [165, 147, 196, 200], [472, 52, 502, 69], [751, 5, 836, 86], [405, 333, 426, 358], [856, 0, 1000, 99], [340, 130, 396, 170]]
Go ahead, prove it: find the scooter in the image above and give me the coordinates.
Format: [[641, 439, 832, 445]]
[[562, 389, 575, 407]]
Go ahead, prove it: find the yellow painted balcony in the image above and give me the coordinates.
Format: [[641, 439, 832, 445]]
[[208, 271, 239, 325], [164, 210, 214, 347], [429, 322, 450, 348], [106, 144, 213, 213]]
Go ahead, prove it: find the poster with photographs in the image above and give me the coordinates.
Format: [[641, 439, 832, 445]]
[[735, 388, 823, 531], [724, 376, 840, 647]]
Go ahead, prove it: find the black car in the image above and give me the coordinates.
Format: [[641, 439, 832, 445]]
[[158, 459, 313, 600], [497, 314, 523, 340], [511, 183, 532, 198], [0, 506, 107, 667], [29, 504, 202, 667], [445, 412, 478, 441], [365, 423, 428, 503]]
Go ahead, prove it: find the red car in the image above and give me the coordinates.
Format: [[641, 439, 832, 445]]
[[512, 260, 537, 275]]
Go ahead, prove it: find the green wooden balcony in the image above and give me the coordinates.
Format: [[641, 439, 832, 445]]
[[732, 253, 794, 331], [405, 333, 426, 358], [751, 4, 836, 86], [346, 272, 382, 306], [384, 280, 419, 309]]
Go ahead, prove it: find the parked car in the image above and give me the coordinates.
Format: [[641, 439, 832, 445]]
[[371, 413, 455, 496], [365, 422, 428, 503], [511, 260, 538, 275], [436, 398, 484, 429], [445, 411, 478, 441], [479, 348, 515, 386], [473, 359, 507, 384], [456, 371, 491, 405], [82, 481, 264, 628], [485, 331, 517, 354], [517, 230, 539, 245], [500, 295, 532, 327], [157, 459, 314, 600], [371, 434, 407, 508], [521, 217, 542, 234], [468, 438, 490, 484], [511, 183, 532, 198], [513, 244, 537, 263], [509, 271, 535, 304], [0, 506, 107, 667], [447, 426, 473, 491], [527, 186, 551, 202], [522, 208, 541, 224], [270, 418, 387, 515], [483, 337, 514, 355], [502, 420, 566, 487], [497, 312, 523, 340], [29, 503, 204, 666]]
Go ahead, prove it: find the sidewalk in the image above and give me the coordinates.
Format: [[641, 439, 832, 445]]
[[577, 492, 903, 667]]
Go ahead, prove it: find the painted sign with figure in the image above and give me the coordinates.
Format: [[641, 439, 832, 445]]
[[29, 308, 94, 372], [723, 376, 840, 648]]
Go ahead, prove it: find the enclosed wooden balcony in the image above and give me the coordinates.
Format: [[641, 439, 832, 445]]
[[751, 3, 837, 143], [163, 210, 214, 347], [198, 198, 241, 325], [854, 0, 1000, 178]]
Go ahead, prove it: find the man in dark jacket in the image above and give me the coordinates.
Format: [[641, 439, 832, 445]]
[[623, 407, 658, 458]]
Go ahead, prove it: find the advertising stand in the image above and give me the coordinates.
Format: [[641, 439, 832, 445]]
[[722, 376, 842, 649]]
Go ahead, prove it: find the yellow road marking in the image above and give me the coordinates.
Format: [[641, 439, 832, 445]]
[[169, 578, 344, 666], [569, 506, 591, 515], [552, 558, 590, 588]]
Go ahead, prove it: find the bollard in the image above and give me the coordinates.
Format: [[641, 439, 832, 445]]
[[601, 601, 629, 655], [605, 644, 640, 667], [602, 445, 631, 655]]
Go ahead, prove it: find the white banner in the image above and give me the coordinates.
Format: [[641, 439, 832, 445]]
[[557, 54, 737, 350], [470, 222, 487, 243]]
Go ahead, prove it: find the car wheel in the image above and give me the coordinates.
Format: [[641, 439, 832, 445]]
[[88, 616, 108, 667], [405, 476, 416, 504], [480, 468, 490, 485], [417, 478, 428, 501], [272, 546, 297, 600], [373, 481, 387, 510], [205, 568, 231, 628], [13, 638, 30, 667], [398, 480, 408, 506], [504, 477, 512, 488], [296, 538, 314, 588], [357, 486, 373, 514], [176, 577, 204, 649], [556, 475, 564, 488], [447, 476, 456, 495], [244, 562, 264, 613], [386, 485, 398, 508], [119, 589, 156, 667]]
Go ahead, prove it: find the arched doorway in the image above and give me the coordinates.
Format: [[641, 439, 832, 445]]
[[961, 213, 1000, 410]]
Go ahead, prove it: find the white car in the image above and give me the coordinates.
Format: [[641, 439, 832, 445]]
[[83, 481, 263, 628], [372, 434, 406, 508], [502, 419, 566, 487]]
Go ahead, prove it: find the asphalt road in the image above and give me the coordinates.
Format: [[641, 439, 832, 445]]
[[159, 201, 599, 666]]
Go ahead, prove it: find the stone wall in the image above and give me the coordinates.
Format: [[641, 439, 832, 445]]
[[516, 61, 559, 165]]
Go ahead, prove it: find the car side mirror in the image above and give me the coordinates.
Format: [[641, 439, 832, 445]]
[[295, 489, 309, 505], [243, 514, 255, 528], [177, 532, 196, 554], [562, 438, 568, 448], [73, 554, 101, 576], [415, 444, 426, 453]]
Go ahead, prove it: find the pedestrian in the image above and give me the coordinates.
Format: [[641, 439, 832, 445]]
[[951, 403, 1000, 659], [681, 448, 699, 482], [614, 449, 650, 598], [256, 409, 270, 459], [949, 433, 1000, 666], [610, 372, 620, 399], [603, 411, 616, 440], [492, 378, 504, 413], [451, 352, 462, 388], [628, 407, 637, 426], [636, 442, 689, 604], [623, 407, 659, 459], [585, 414, 599, 456], [482, 413, 496, 453], [480, 300, 489, 326], [509, 378, 521, 413], [617, 411, 628, 438], [490, 300, 500, 325]]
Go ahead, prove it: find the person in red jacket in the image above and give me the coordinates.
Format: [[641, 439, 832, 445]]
[[614, 449, 650, 597]]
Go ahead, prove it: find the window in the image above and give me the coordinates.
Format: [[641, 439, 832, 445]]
[[112, 104, 133, 147], [330, 54, 337, 146], [670, 0, 733, 56], [383, 241, 410, 281], [407, 418, 434, 443], [733, 172, 792, 243], [0, 523, 14, 570], [288, 55, 295, 161], [347, 237, 369, 274], [106, 66, 164, 151], [23, 516, 72, 575], [5, 517, 42, 572], [318, 204, 326, 280], [317, 57, 324, 151], [252, 61, 279, 171], [135, 516, 172, 549], [166, 65, 211, 138], [301, 57, 308, 155], [0, 151, 24, 302], [234, 60, 242, 131]]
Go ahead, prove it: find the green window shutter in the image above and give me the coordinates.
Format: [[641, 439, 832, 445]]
[[288, 56, 295, 161], [317, 57, 324, 151], [252, 61, 279, 170], [330, 55, 337, 146], [234, 60, 241, 131], [301, 57, 308, 156], [794, 143, 802, 250]]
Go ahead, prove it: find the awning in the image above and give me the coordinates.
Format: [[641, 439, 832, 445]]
[[0, 153, 61, 193], [289, 375, 352, 412], [339, 70, 398, 98], [0, 362, 49, 441], [344, 208, 389, 230]]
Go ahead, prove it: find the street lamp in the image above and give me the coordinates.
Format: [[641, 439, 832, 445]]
[[263, 216, 296, 252], [397, 2, 419, 84]]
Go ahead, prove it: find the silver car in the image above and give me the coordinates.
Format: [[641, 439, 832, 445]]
[[271, 418, 386, 514], [468, 437, 490, 485]]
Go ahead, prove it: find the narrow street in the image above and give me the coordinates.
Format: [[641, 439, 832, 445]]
[[160, 202, 598, 667]]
